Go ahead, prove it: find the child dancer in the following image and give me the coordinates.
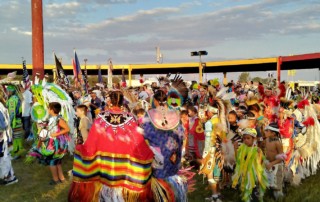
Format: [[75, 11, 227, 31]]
[[232, 128, 268, 202], [44, 102, 70, 185], [264, 123, 284, 199], [187, 105, 205, 162]]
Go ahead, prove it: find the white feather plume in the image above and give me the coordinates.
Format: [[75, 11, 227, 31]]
[[7, 71, 16, 80], [238, 119, 249, 129], [222, 92, 236, 101], [221, 138, 235, 169], [216, 87, 228, 98]]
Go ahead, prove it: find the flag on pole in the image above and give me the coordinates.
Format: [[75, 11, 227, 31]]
[[54, 52, 70, 87], [107, 59, 113, 89], [83, 60, 89, 94], [22, 59, 31, 89], [97, 65, 103, 84], [73, 50, 83, 83], [72, 59, 79, 87], [54, 53, 63, 79], [74, 50, 81, 77], [72, 50, 83, 88], [121, 68, 126, 88]]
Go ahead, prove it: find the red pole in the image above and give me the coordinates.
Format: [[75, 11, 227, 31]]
[[277, 56, 282, 84], [31, 0, 44, 80]]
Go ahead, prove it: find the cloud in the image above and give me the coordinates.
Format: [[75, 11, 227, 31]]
[[61, 0, 319, 57], [45, 2, 81, 17], [77, 0, 138, 5], [0, 0, 319, 65], [80, 7, 181, 34], [10, 27, 32, 36]]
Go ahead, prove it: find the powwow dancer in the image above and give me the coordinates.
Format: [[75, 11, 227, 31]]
[[293, 99, 320, 182], [263, 123, 285, 199], [0, 101, 18, 185], [232, 128, 268, 202], [69, 90, 154, 202], [37, 102, 70, 185], [5, 85, 25, 159], [187, 105, 205, 161], [143, 89, 188, 201], [278, 98, 295, 173], [200, 102, 223, 202], [199, 85, 235, 202], [25, 81, 75, 171], [258, 83, 285, 123]]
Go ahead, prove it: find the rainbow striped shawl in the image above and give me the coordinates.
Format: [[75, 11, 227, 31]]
[[72, 111, 154, 192]]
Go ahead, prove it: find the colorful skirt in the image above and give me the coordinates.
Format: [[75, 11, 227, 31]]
[[30, 135, 69, 166], [69, 114, 154, 202]]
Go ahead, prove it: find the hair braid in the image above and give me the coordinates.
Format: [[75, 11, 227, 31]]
[[110, 91, 123, 107]]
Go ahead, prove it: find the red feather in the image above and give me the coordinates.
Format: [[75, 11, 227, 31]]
[[303, 117, 315, 127], [297, 99, 310, 109], [258, 84, 265, 98]]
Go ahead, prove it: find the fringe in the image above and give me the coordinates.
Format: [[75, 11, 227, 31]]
[[178, 167, 196, 193], [99, 185, 124, 202], [122, 188, 141, 202], [292, 163, 303, 186], [151, 177, 173, 202], [232, 144, 268, 202], [151, 176, 188, 202], [69, 181, 153, 202], [168, 175, 188, 202], [288, 104, 320, 186], [68, 181, 101, 202]]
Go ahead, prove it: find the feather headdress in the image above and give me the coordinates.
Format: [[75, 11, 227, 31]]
[[170, 74, 188, 99], [5, 71, 17, 81], [30, 81, 76, 153], [167, 74, 189, 109], [122, 88, 140, 112], [157, 73, 171, 88], [207, 86, 236, 132], [0, 80, 23, 102]]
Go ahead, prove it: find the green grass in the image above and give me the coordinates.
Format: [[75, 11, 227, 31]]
[[0, 155, 72, 202], [188, 172, 320, 202], [1, 153, 320, 202]]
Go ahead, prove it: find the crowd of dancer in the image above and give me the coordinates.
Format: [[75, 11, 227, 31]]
[[1, 71, 320, 202]]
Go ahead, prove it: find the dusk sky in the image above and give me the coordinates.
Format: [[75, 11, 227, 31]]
[[0, 0, 319, 80]]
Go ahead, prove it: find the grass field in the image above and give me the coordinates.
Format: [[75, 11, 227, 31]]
[[1, 153, 320, 202]]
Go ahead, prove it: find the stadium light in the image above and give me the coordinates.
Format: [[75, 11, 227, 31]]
[[191, 51, 199, 56], [191, 51, 208, 83]]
